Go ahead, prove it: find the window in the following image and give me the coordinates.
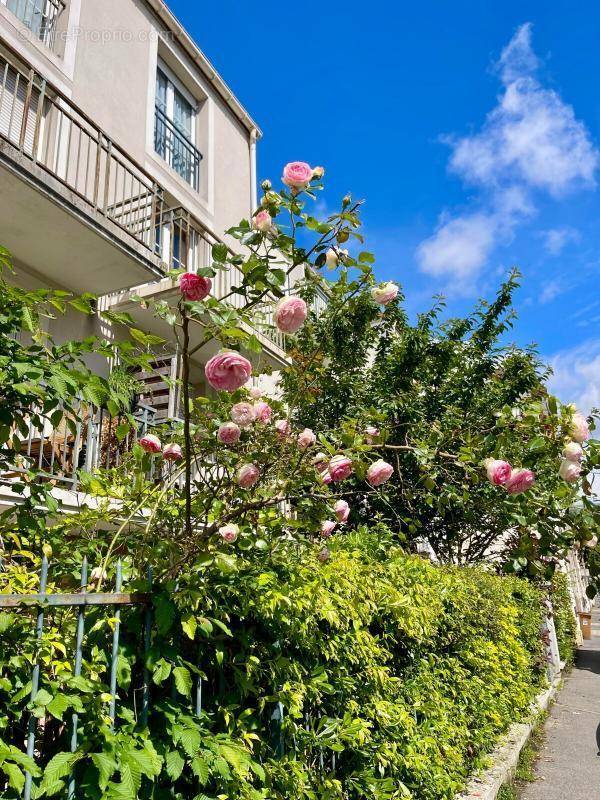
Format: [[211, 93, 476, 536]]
[[154, 67, 202, 190], [2, 0, 64, 49]]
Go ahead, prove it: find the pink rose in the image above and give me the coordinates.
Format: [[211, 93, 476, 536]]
[[570, 412, 590, 443], [249, 387, 262, 400], [505, 468, 535, 495], [297, 428, 316, 449], [231, 402, 256, 428], [483, 458, 512, 486], [366, 459, 394, 487], [282, 161, 314, 191], [559, 459, 581, 483], [254, 401, 272, 424], [371, 282, 399, 306], [365, 425, 379, 444], [275, 419, 291, 438], [275, 296, 308, 334], [179, 272, 211, 301], [314, 453, 332, 483], [163, 443, 183, 461], [237, 463, 260, 489], [317, 547, 330, 563], [253, 209, 272, 233], [219, 523, 239, 543], [217, 422, 241, 445], [139, 434, 161, 454], [334, 500, 350, 523], [320, 520, 336, 538], [563, 442, 583, 461], [329, 455, 353, 482], [205, 351, 252, 393]]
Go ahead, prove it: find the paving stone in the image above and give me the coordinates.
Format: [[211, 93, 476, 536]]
[[521, 609, 600, 800]]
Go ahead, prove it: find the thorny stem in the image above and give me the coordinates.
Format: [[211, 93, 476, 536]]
[[181, 305, 193, 539]]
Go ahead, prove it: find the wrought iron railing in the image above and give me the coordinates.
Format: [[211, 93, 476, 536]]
[[0, 40, 162, 253], [2, 0, 65, 50], [154, 105, 202, 190]]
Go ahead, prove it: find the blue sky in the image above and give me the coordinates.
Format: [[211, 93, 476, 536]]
[[169, 0, 600, 413]]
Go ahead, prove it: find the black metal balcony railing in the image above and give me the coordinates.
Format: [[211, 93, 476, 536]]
[[154, 105, 202, 190], [3, 0, 65, 51], [0, 40, 162, 253]]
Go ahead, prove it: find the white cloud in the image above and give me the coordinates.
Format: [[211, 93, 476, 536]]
[[417, 212, 497, 279], [416, 23, 598, 285], [539, 226, 580, 255], [547, 338, 600, 415], [539, 279, 564, 303]]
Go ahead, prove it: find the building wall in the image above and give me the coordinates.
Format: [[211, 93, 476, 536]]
[[70, 0, 254, 241]]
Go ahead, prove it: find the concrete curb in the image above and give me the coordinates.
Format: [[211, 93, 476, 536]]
[[456, 677, 561, 800]]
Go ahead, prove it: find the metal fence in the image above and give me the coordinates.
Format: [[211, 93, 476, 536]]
[[0, 555, 153, 799], [0, 555, 290, 799]]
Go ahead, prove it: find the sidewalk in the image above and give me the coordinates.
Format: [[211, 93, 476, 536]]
[[521, 609, 600, 800]]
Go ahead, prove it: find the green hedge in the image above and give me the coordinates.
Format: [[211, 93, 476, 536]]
[[551, 572, 578, 666], [0, 531, 560, 800]]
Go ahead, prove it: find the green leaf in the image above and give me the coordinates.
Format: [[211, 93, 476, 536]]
[[154, 596, 176, 634], [39, 752, 81, 796], [32, 689, 53, 707], [191, 754, 209, 785], [152, 658, 172, 685], [165, 749, 185, 781], [173, 666, 192, 696], [3, 762, 25, 793], [178, 727, 201, 758], [46, 693, 70, 720], [91, 752, 118, 790], [129, 328, 165, 347], [182, 614, 197, 640]]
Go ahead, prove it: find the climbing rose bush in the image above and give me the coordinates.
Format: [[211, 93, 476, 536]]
[[57, 160, 598, 580]]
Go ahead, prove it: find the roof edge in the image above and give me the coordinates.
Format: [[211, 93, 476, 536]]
[[145, 0, 262, 138]]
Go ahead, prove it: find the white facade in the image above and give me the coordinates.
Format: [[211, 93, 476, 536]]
[[0, 0, 296, 505]]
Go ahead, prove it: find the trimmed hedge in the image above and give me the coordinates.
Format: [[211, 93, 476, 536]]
[[170, 529, 549, 799], [0, 530, 567, 800]]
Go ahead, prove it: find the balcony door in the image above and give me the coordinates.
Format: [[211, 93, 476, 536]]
[[154, 66, 201, 191]]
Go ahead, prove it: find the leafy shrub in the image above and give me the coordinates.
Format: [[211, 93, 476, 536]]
[[0, 529, 551, 799], [550, 572, 578, 665]]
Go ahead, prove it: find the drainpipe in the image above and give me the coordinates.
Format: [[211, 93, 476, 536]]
[[249, 127, 258, 213]]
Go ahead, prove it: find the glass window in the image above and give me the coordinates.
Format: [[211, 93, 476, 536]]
[[154, 67, 201, 190]]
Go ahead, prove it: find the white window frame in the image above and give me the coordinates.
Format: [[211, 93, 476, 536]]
[[155, 60, 198, 175]]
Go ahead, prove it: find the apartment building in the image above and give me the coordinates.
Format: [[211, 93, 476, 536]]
[[0, 0, 304, 501]]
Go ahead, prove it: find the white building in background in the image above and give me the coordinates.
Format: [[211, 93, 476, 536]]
[[0, 0, 314, 505]]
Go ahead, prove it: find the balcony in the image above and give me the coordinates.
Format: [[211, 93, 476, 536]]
[[1, 399, 157, 496], [0, 35, 295, 364], [105, 205, 289, 368], [1, 0, 65, 51], [0, 38, 165, 293]]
